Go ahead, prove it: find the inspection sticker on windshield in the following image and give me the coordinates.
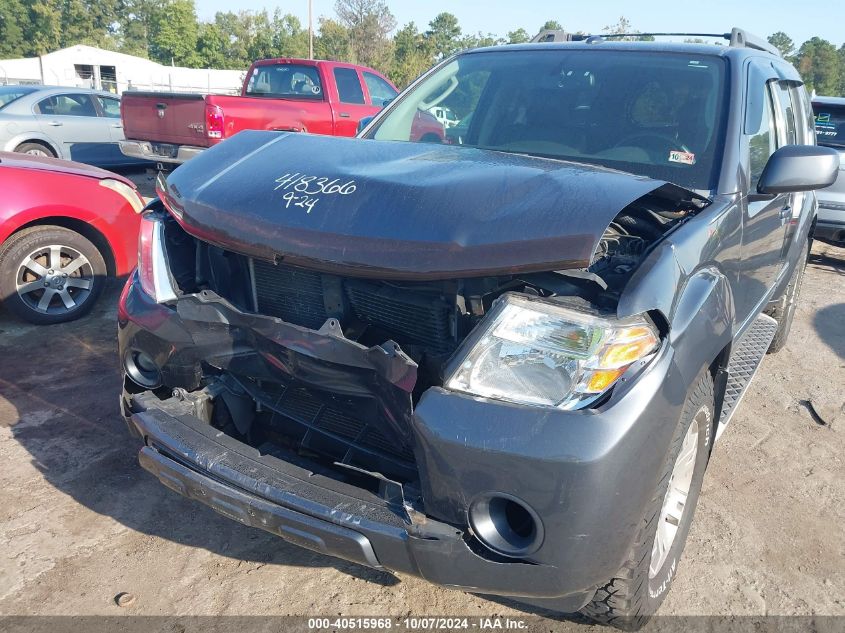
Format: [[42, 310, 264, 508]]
[[668, 150, 696, 166]]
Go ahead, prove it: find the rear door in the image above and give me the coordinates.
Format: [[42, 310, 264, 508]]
[[330, 66, 374, 136], [94, 94, 133, 165], [34, 92, 112, 164]]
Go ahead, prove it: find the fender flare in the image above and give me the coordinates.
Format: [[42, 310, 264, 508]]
[[618, 242, 735, 389]]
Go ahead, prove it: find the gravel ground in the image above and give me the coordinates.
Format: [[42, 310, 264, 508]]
[[0, 239, 842, 630]]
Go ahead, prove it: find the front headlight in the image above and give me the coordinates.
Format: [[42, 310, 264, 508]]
[[99, 178, 145, 213], [446, 294, 660, 409]]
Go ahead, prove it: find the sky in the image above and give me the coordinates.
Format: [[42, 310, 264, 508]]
[[194, 0, 845, 49]]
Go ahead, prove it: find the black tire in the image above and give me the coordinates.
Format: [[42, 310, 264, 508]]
[[766, 241, 809, 354], [580, 372, 714, 630], [0, 226, 107, 325], [14, 141, 56, 158]]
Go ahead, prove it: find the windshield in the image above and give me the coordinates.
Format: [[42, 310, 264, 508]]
[[245, 64, 323, 100], [368, 49, 728, 190], [813, 102, 845, 148], [0, 86, 36, 110]]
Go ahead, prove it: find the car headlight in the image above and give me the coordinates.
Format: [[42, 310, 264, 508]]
[[445, 294, 660, 409], [138, 213, 177, 303], [99, 178, 145, 213]]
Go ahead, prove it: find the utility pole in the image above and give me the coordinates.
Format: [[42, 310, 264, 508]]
[[308, 0, 314, 59]]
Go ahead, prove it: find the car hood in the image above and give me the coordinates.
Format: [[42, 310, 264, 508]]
[[0, 151, 136, 186], [163, 131, 691, 279]]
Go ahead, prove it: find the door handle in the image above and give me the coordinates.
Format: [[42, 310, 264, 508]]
[[779, 206, 792, 219], [339, 112, 351, 118], [110, 124, 123, 129], [47, 121, 63, 127]]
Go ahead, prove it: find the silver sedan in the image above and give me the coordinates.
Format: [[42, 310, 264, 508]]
[[0, 85, 147, 167]]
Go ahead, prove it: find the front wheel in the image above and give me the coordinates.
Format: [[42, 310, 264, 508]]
[[0, 226, 107, 324], [580, 372, 714, 630]]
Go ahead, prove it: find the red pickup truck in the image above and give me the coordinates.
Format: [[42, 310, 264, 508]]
[[119, 58, 422, 166]]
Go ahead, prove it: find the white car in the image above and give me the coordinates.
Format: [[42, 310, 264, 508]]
[[0, 85, 147, 167]]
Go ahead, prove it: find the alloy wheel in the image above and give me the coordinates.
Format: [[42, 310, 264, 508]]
[[15, 244, 95, 316], [649, 409, 703, 578]]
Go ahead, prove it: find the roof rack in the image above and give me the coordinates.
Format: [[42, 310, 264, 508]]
[[532, 27, 781, 57]]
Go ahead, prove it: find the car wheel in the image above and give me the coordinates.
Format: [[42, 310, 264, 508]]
[[0, 226, 107, 325], [14, 142, 56, 158], [580, 372, 714, 630], [765, 240, 808, 354]]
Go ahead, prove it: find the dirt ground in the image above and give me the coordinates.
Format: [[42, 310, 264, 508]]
[[0, 239, 842, 629]]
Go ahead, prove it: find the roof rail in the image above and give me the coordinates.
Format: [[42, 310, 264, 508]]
[[545, 27, 781, 57], [728, 28, 781, 56]]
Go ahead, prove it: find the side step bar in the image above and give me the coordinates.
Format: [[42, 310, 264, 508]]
[[715, 313, 778, 441]]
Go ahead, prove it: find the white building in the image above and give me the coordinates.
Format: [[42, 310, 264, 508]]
[[0, 45, 244, 95]]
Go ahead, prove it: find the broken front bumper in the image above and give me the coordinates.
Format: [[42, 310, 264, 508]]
[[118, 274, 689, 609]]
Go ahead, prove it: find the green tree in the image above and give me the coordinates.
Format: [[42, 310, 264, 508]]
[[148, 0, 199, 66], [391, 22, 432, 88], [797, 37, 840, 95], [61, 0, 120, 49], [0, 0, 28, 58], [507, 28, 530, 44], [115, 0, 155, 58], [334, 0, 396, 70], [768, 31, 796, 61], [315, 17, 350, 61], [426, 12, 462, 60], [541, 20, 562, 31]]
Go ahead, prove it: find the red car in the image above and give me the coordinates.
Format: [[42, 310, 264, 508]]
[[0, 152, 144, 324]]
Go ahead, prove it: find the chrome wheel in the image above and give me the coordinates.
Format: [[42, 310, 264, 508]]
[[649, 409, 703, 578], [24, 147, 50, 156], [16, 244, 94, 315]]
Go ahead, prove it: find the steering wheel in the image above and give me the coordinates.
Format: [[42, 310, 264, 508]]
[[613, 132, 689, 159]]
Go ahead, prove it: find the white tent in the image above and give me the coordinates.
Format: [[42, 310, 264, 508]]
[[0, 45, 244, 95]]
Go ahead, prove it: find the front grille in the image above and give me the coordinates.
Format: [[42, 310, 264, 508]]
[[256, 380, 417, 482], [252, 260, 327, 329], [250, 260, 455, 353]]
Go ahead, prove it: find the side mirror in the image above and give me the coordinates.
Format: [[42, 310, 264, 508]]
[[357, 116, 375, 135], [757, 145, 840, 194]]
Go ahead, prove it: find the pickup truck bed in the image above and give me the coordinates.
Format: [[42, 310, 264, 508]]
[[119, 58, 401, 165]]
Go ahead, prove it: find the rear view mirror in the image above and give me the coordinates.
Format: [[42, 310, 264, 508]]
[[758, 145, 840, 194]]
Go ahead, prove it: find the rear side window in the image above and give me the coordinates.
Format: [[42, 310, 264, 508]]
[[748, 83, 778, 190], [334, 68, 366, 104], [96, 96, 121, 118], [245, 64, 323, 100], [0, 86, 36, 110], [36, 94, 98, 117], [813, 102, 845, 147], [363, 72, 397, 105]]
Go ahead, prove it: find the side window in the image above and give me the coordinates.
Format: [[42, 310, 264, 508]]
[[773, 82, 798, 146], [334, 68, 366, 105], [748, 82, 778, 191], [363, 72, 397, 105], [96, 96, 121, 118], [36, 94, 97, 117]]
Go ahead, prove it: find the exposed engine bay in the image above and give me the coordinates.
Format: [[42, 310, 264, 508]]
[[143, 185, 706, 489]]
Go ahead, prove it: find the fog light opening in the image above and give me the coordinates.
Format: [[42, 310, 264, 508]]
[[124, 350, 162, 389], [468, 493, 544, 558]]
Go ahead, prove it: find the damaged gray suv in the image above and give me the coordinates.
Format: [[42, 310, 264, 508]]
[[118, 29, 838, 628]]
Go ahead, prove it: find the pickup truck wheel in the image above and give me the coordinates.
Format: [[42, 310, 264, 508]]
[[580, 372, 714, 630], [765, 241, 808, 354], [0, 226, 107, 324]]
